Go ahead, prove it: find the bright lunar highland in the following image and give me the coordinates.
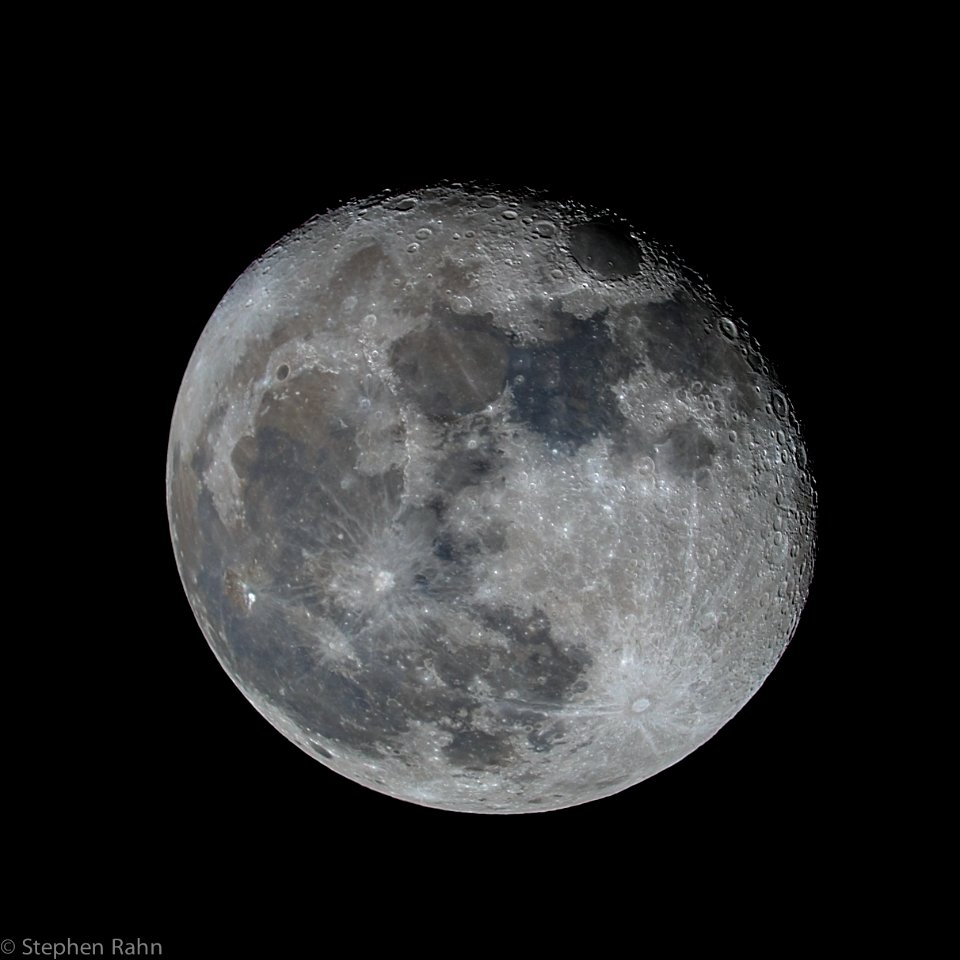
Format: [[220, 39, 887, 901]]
[[167, 184, 816, 813]]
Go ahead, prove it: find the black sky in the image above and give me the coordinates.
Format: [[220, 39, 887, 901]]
[[11, 105, 860, 937]]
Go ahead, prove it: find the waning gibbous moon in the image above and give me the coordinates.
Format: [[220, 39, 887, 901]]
[[167, 183, 816, 813]]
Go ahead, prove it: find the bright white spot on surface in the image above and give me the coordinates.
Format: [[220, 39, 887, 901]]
[[374, 570, 395, 593]]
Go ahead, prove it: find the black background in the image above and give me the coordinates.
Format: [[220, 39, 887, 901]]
[[12, 102, 861, 934]]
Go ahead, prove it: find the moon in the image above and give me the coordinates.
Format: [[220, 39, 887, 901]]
[[167, 183, 816, 813]]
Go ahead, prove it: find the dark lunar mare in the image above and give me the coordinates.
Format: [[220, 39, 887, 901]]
[[506, 304, 639, 451], [172, 343, 595, 768], [391, 300, 643, 454]]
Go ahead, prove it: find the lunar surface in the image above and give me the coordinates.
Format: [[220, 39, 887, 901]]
[[167, 183, 816, 813]]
